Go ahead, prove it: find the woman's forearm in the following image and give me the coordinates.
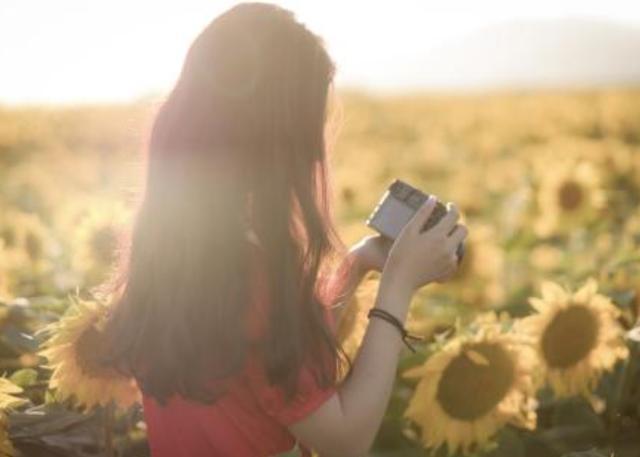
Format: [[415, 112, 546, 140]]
[[336, 272, 415, 455]]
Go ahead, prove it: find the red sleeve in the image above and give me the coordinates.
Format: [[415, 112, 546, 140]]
[[245, 352, 337, 426], [245, 303, 338, 425]]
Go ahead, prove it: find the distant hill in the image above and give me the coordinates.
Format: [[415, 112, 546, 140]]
[[394, 18, 640, 91]]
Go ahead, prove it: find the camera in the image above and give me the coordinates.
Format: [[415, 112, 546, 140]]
[[365, 179, 465, 262]]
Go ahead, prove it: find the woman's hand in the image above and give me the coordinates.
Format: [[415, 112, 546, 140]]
[[383, 195, 468, 292], [349, 234, 395, 274]]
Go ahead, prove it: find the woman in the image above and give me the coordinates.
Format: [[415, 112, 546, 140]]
[[99, 2, 467, 456]]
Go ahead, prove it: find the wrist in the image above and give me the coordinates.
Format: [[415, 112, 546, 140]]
[[380, 259, 412, 294], [377, 273, 414, 312]]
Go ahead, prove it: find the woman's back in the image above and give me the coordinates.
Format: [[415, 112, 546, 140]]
[[139, 239, 338, 457]]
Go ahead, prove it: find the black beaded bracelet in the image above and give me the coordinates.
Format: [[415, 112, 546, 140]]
[[366, 308, 425, 352]]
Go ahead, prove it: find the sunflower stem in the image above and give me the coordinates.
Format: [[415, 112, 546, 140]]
[[104, 401, 116, 457], [608, 343, 637, 439]]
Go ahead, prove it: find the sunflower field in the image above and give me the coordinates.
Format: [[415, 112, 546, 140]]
[[0, 88, 639, 457]]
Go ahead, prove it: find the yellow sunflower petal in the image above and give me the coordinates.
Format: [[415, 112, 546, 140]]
[[465, 349, 490, 366], [402, 364, 429, 379], [540, 281, 567, 302], [574, 277, 599, 303], [39, 295, 141, 411]]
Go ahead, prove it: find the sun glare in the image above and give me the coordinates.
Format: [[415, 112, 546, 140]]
[[1, 0, 640, 104]]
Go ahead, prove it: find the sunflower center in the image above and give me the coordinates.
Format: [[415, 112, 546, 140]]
[[557, 180, 584, 212], [541, 304, 599, 368], [75, 324, 115, 378], [436, 342, 515, 421]]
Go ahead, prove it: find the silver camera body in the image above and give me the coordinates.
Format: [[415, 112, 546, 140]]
[[365, 179, 465, 261]]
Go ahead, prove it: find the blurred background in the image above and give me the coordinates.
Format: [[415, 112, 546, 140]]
[[2, 0, 640, 103], [1, 1, 640, 457]]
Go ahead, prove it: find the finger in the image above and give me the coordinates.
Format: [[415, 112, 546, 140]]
[[448, 224, 468, 246], [433, 203, 460, 236], [407, 195, 438, 235]]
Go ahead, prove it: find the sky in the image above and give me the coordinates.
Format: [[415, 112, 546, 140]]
[[1, 0, 640, 105]]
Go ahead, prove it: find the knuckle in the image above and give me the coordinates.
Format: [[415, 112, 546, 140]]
[[422, 197, 436, 211]]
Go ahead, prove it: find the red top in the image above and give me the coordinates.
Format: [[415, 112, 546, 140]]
[[140, 243, 339, 457]]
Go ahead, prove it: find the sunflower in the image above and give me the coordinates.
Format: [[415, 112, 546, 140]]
[[597, 260, 640, 329], [435, 223, 506, 309], [0, 377, 27, 411], [534, 157, 606, 237], [0, 412, 13, 457], [0, 210, 56, 298], [71, 202, 130, 285], [402, 312, 537, 455], [0, 209, 54, 267], [37, 295, 141, 412], [519, 278, 629, 398], [0, 377, 29, 457]]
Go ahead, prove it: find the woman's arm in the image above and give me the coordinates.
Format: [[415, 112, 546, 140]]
[[287, 199, 465, 457], [327, 234, 395, 326], [290, 272, 414, 456]]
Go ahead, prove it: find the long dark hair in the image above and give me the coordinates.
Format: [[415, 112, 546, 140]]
[[97, 2, 352, 406]]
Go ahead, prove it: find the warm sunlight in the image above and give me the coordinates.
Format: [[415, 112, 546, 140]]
[[2, 2, 640, 456], [1, 0, 640, 104]]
